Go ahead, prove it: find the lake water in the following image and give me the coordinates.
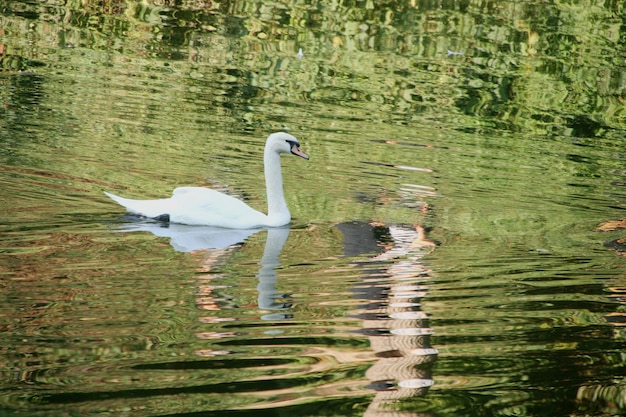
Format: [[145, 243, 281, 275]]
[[2, 1, 626, 416]]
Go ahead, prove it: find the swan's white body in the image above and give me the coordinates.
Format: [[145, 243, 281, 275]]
[[104, 132, 309, 228]]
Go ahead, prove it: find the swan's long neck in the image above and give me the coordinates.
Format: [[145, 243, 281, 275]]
[[264, 148, 290, 225]]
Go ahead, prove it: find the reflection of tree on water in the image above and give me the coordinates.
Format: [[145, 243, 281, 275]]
[[338, 221, 437, 416]]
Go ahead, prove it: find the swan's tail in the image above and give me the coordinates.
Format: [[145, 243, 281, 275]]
[[104, 191, 172, 218]]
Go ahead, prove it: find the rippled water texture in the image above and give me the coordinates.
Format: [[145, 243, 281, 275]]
[[1, 1, 626, 416]]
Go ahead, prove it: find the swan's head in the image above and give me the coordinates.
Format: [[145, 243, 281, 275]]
[[266, 132, 309, 160]]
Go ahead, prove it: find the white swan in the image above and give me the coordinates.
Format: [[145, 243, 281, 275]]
[[104, 132, 309, 228]]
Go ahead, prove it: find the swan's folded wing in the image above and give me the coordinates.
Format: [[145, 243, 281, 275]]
[[170, 186, 266, 227], [172, 187, 247, 209]]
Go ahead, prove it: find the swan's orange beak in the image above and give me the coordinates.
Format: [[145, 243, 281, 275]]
[[291, 144, 309, 160]]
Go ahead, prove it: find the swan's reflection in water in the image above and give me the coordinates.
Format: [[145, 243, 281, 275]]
[[113, 219, 437, 413], [117, 221, 264, 252], [118, 221, 290, 317], [255, 227, 293, 319]]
